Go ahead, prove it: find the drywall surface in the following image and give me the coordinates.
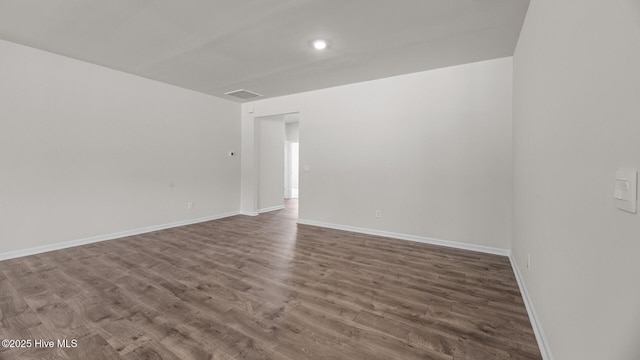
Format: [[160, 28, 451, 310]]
[[257, 115, 285, 211], [242, 57, 513, 249], [285, 121, 299, 142], [512, 0, 640, 358], [0, 39, 241, 255]]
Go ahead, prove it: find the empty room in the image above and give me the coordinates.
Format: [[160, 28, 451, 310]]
[[1, 1, 638, 359]]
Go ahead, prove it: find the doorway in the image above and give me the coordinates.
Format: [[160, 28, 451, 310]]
[[285, 141, 299, 199], [255, 112, 299, 214], [284, 116, 299, 200]]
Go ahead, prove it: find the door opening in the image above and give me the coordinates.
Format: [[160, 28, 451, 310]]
[[254, 112, 300, 215], [284, 117, 300, 201], [285, 142, 299, 199]]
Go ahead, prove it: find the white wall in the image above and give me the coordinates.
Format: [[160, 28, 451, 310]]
[[257, 115, 285, 211], [242, 57, 513, 249], [0, 39, 241, 256], [285, 121, 300, 142], [512, 1, 640, 359]]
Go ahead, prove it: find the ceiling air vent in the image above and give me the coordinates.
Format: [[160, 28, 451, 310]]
[[224, 89, 263, 100]]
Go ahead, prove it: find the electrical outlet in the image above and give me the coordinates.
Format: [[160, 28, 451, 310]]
[[375, 210, 382, 218], [187, 202, 194, 210]]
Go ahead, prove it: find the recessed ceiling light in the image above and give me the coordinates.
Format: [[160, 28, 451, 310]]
[[312, 40, 327, 50]]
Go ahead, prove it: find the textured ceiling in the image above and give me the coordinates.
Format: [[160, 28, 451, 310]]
[[0, 0, 530, 102]]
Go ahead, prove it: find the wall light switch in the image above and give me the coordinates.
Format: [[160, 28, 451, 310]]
[[614, 180, 629, 200], [615, 168, 637, 213]]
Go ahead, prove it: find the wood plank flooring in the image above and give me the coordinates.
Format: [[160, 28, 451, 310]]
[[0, 200, 542, 359]]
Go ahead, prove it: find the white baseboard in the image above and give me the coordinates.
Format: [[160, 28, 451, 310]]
[[0, 211, 240, 261], [508, 252, 553, 360], [2, 209, 551, 359], [296, 218, 510, 256], [257, 205, 285, 213], [297, 218, 549, 357]]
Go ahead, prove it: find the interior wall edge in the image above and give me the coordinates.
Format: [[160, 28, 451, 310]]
[[0, 211, 240, 262], [297, 218, 510, 257], [509, 252, 554, 360], [257, 205, 286, 214]]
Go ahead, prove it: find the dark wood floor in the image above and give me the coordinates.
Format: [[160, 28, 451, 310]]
[[0, 200, 541, 360]]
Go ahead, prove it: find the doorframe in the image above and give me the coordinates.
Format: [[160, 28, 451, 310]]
[[284, 140, 291, 199], [284, 140, 300, 199], [249, 110, 301, 215]]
